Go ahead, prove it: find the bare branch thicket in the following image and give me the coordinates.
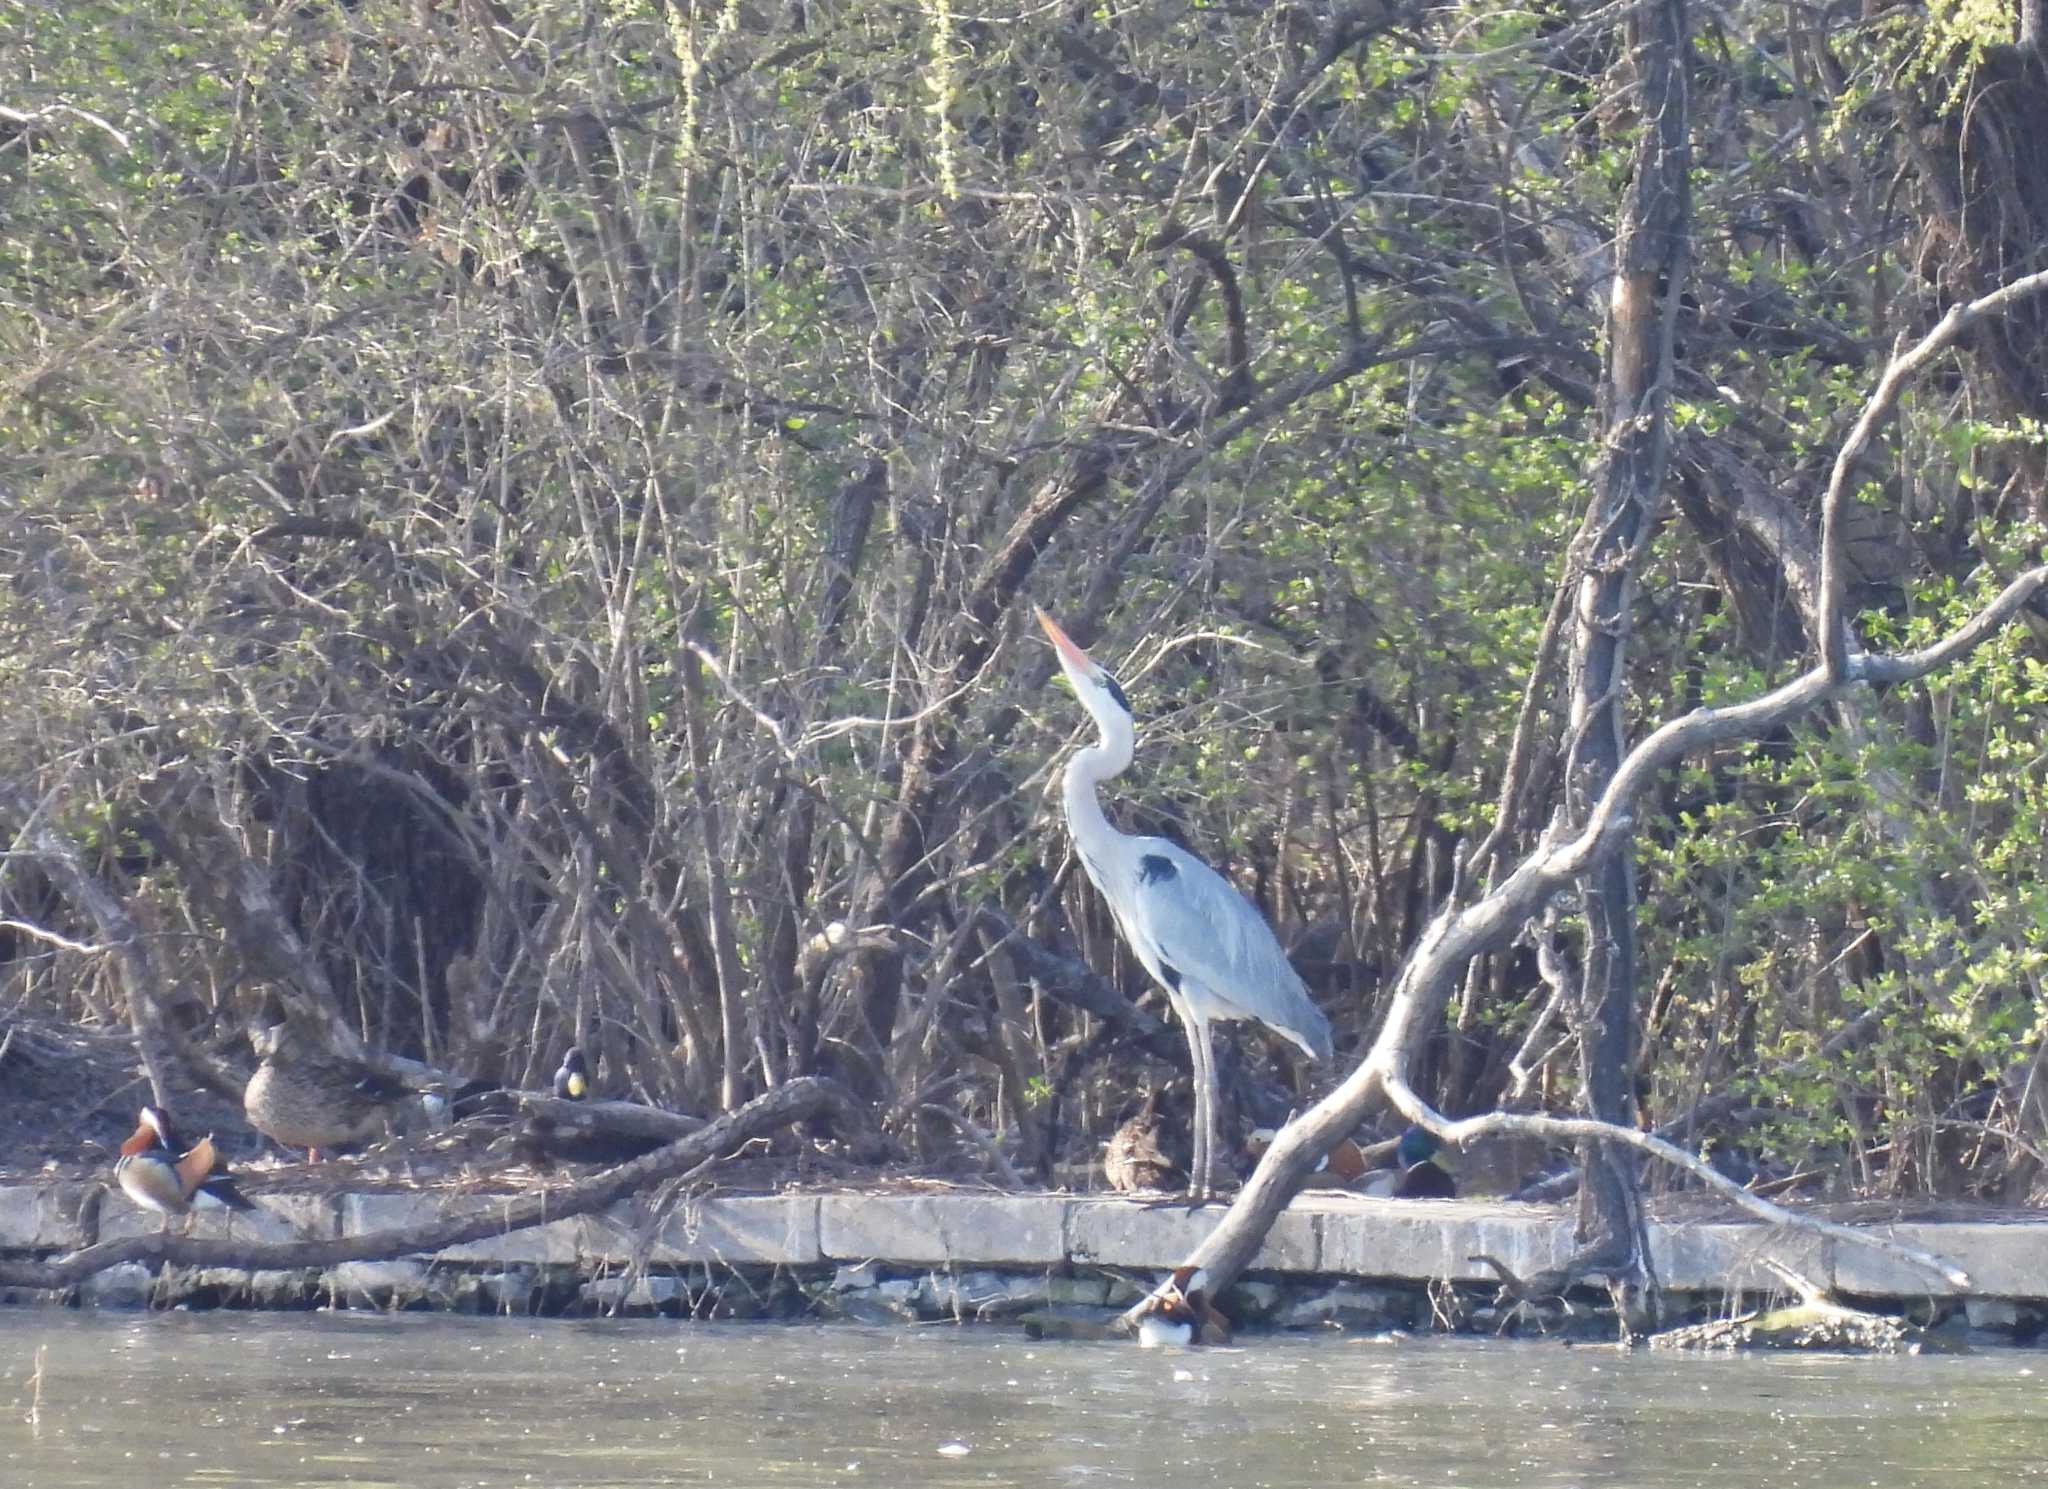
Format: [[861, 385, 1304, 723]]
[[9, 0, 2048, 1202]]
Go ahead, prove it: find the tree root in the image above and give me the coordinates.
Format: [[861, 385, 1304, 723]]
[[1649, 1261, 1919, 1352], [1650, 1299, 1918, 1352]]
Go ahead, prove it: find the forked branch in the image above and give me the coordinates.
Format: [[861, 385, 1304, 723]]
[[1140, 268, 2048, 1320]]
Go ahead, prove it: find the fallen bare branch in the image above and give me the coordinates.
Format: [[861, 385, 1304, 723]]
[[0, 776, 185, 1104], [1143, 268, 2048, 1323], [0, 1076, 875, 1291]]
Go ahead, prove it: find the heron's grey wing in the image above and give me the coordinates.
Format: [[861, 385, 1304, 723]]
[[1124, 840, 1333, 1061]]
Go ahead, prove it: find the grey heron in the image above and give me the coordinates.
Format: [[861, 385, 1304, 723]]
[[1034, 606, 1333, 1198]]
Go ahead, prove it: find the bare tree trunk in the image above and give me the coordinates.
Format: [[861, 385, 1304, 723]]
[[1151, 269, 2048, 1339], [0, 778, 184, 1104], [1559, 0, 1692, 1276], [760, 458, 886, 1076], [681, 645, 765, 1110]]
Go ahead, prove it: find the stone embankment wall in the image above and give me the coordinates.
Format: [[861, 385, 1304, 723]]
[[3, 1184, 2043, 1344]]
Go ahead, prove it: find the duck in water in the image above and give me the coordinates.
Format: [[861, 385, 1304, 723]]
[[1133, 1265, 1231, 1347]]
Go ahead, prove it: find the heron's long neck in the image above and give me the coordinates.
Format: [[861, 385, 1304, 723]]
[[1063, 715, 1134, 861]]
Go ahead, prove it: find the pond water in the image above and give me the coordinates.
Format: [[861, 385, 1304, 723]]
[[0, 1311, 2042, 1488]]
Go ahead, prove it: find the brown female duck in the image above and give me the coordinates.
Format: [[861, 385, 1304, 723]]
[[244, 1021, 418, 1161], [1103, 1088, 1185, 1194]]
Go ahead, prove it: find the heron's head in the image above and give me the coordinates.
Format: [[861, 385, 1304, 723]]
[[1033, 606, 1132, 721]]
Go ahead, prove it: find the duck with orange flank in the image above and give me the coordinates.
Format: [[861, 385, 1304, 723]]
[[1133, 1264, 1231, 1347], [113, 1106, 256, 1231], [1241, 1122, 1370, 1184], [1242, 1122, 1455, 1196]]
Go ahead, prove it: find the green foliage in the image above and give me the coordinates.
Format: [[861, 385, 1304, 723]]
[[5, 0, 2048, 1192], [1640, 564, 2048, 1189], [1890, 0, 2015, 107]]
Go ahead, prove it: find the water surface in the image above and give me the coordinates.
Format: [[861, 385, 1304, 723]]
[[1, 1311, 2040, 1487]]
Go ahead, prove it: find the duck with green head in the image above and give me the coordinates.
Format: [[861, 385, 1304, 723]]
[[1360, 1125, 1456, 1198]]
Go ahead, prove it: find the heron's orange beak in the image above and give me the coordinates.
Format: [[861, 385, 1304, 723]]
[[1033, 605, 1097, 677]]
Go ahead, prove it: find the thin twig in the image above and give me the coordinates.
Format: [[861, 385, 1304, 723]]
[[27, 1343, 46, 1434]]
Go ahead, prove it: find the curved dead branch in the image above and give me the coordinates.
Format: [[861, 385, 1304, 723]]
[[1132, 267, 2048, 1326], [1818, 266, 2048, 678], [0, 777, 185, 1104]]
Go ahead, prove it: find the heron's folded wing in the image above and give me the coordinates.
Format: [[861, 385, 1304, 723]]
[[1125, 840, 1333, 1061]]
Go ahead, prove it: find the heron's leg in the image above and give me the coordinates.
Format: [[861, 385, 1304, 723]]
[[1199, 1019, 1222, 1196], [1185, 1011, 1215, 1199], [1176, 1007, 1204, 1198]]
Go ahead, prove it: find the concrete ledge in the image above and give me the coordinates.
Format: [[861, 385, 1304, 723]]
[[5, 1182, 2037, 1323], [1649, 1221, 1829, 1293], [341, 1193, 583, 1264], [101, 1191, 336, 1246], [0, 1183, 95, 1250], [1316, 1196, 1573, 1282], [595, 1195, 822, 1265], [1068, 1198, 1318, 1270], [1830, 1221, 2039, 1298], [820, 1194, 1062, 1266]]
